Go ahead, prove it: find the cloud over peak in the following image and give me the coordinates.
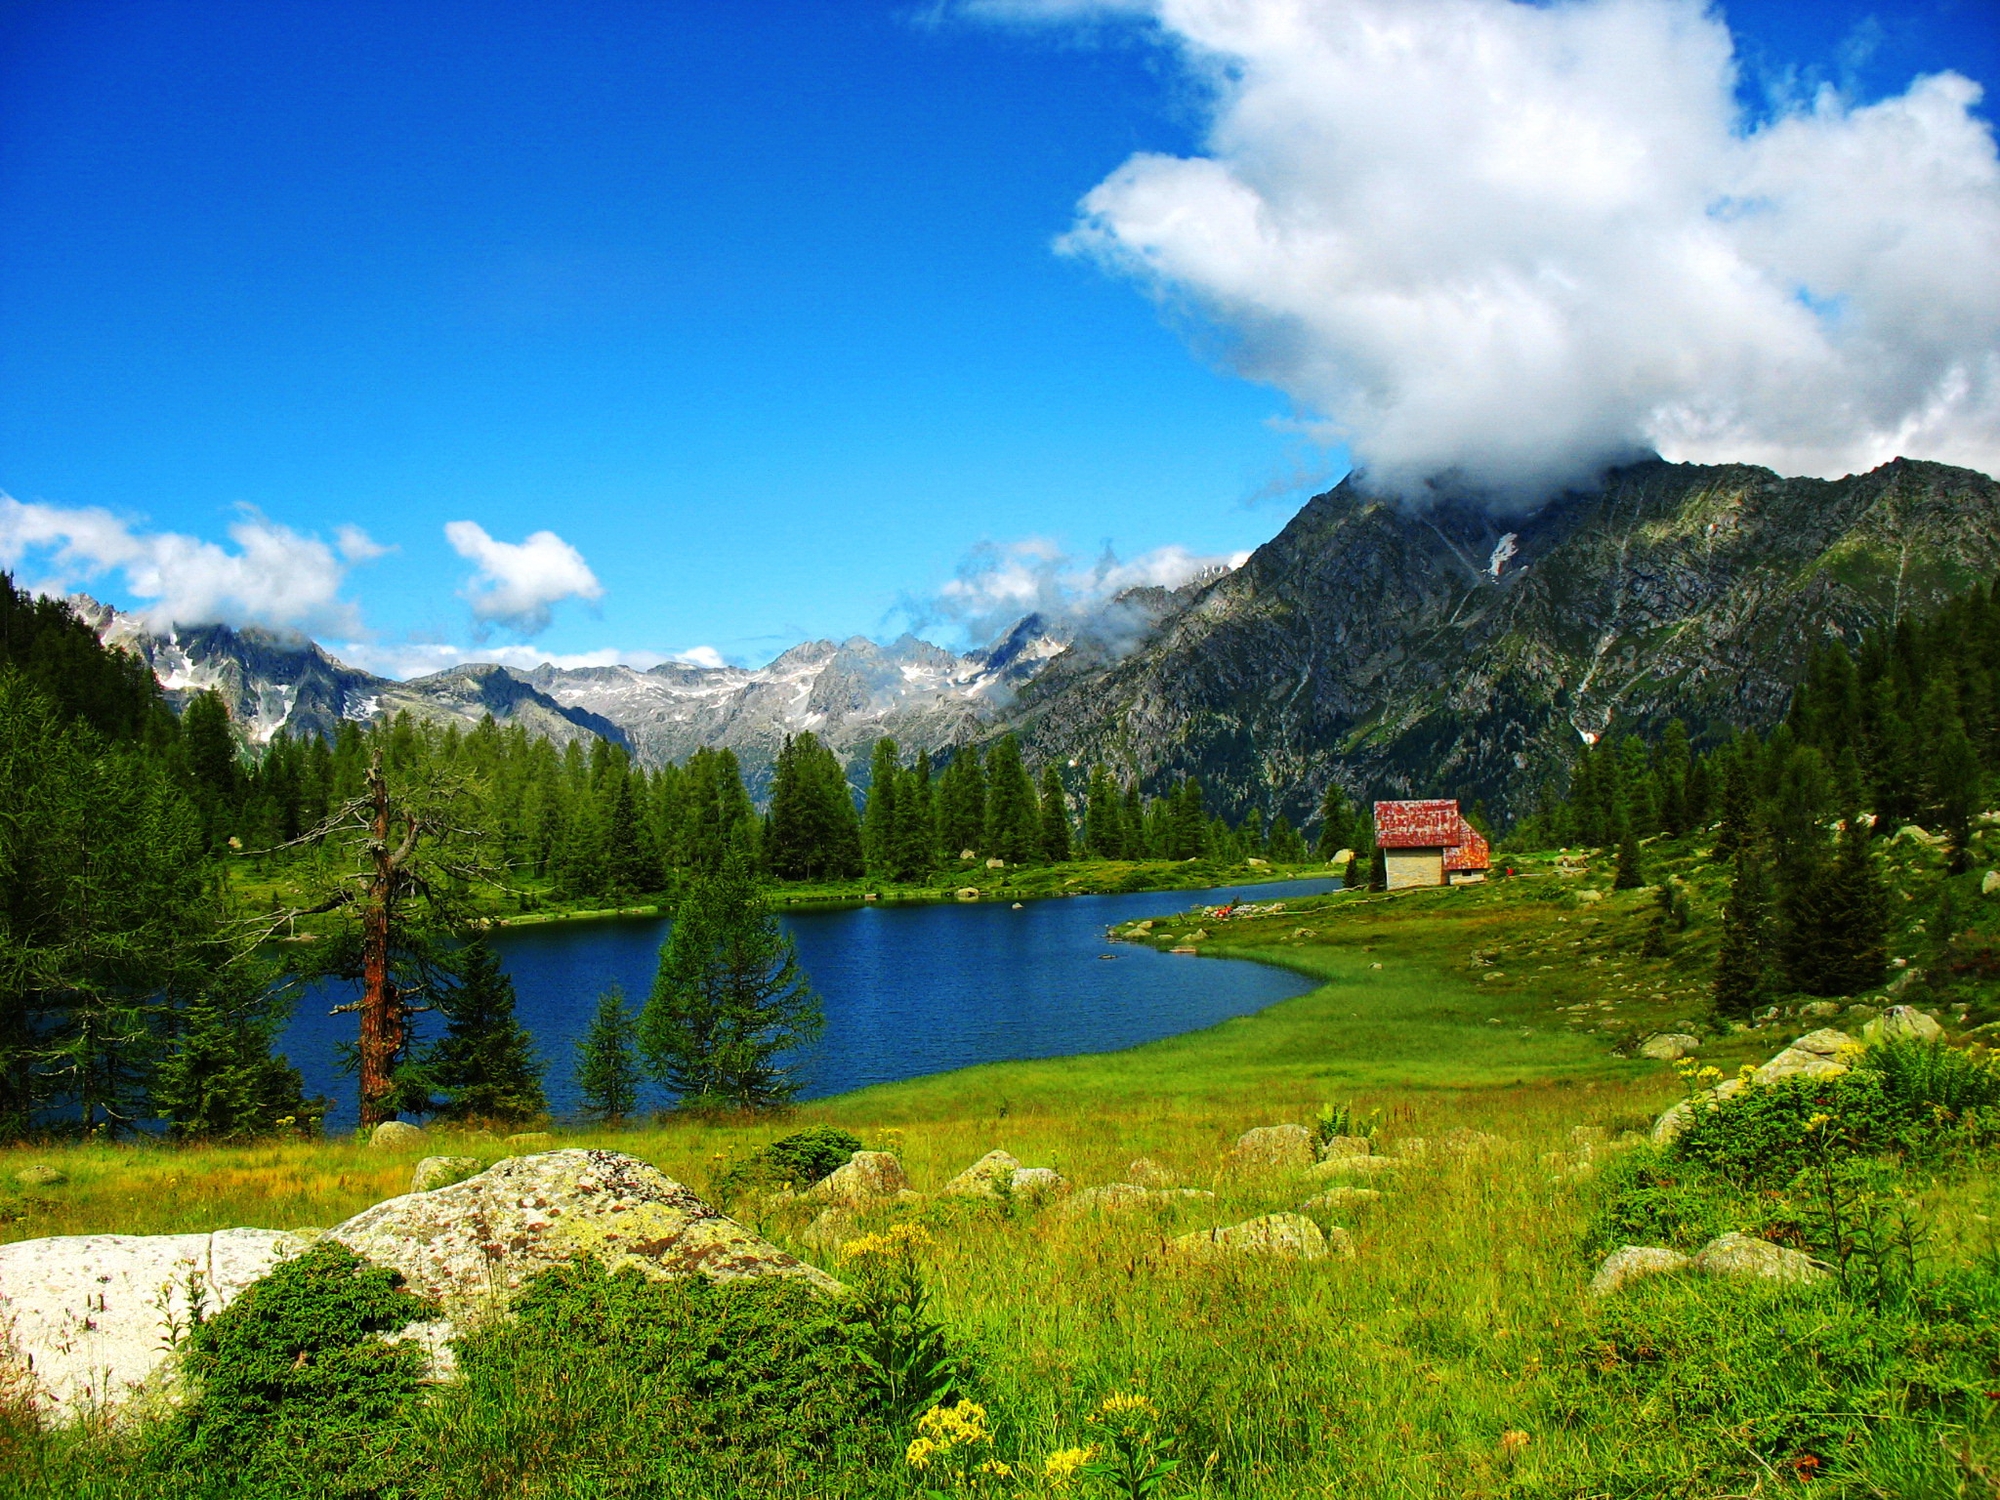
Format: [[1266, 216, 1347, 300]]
[[444, 521, 604, 635], [1000, 0, 2000, 497], [0, 496, 378, 634]]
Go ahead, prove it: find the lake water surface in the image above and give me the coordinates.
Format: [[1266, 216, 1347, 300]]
[[282, 877, 1343, 1130]]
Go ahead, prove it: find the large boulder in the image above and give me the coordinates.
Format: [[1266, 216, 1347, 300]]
[[1318, 1135, 1373, 1161], [1169, 1214, 1349, 1261], [1752, 1029, 1857, 1085], [1588, 1245, 1689, 1297], [1691, 1232, 1829, 1284], [808, 1151, 909, 1208], [0, 1228, 315, 1417], [330, 1149, 836, 1315], [1223, 1124, 1315, 1175], [368, 1120, 426, 1151], [1862, 1006, 1943, 1045]]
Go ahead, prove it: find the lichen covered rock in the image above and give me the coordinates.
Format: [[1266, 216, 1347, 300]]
[[1169, 1213, 1346, 1261], [939, 1150, 1021, 1198], [329, 1149, 836, 1315], [410, 1156, 482, 1193], [368, 1120, 426, 1151], [1589, 1245, 1689, 1297], [1692, 1232, 1828, 1284], [1223, 1124, 1315, 1175], [808, 1150, 909, 1207]]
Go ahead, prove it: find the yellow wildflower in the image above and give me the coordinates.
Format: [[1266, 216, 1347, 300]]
[[977, 1459, 1014, 1478], [905, 1437, 938, 1470], [1042, 1446, 1097, 1488], [1092, 1391, 1161, 1422], [1696, 1065, 1723, 1082], [839, 1221, 936, 1264], [1805, 1112, 1832, 1132], [914, 1398, 994, 1450]]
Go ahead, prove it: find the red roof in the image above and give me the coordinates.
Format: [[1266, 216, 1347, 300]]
[[1373, 800, 1463, 847], [1374, 799, 1491, 872]]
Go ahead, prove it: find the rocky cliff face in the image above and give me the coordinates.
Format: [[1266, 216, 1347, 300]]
[[998, 457, 2000, 823]]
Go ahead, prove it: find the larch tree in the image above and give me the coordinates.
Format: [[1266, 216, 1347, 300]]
[[574, 983, 642, 1123]]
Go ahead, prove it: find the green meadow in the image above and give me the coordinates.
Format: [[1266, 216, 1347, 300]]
[[5, 844, 1998, 1498]]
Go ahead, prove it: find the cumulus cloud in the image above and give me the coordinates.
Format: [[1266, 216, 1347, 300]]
[[983, 0, 2000, 497], [444, 521, 604, 635], [332, 639, 727, 681], [0, 495, 379, 634], [907, 536, 1246, 647]]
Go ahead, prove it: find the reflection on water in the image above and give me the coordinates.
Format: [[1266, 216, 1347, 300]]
[[282, 878, 1342, 1129]]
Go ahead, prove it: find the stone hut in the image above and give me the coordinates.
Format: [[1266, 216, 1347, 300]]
[[1373, 799, 1490, 888]]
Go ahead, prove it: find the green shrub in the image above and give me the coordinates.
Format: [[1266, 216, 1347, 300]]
[[711, 1124, 866, 1202], [166, 1240, 432, 1483], [1584, 1144, 1734, 1253], [428, 1258, 892, 1494]]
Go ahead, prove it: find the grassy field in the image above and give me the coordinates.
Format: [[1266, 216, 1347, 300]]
[[5, 840, 1999, 1497]]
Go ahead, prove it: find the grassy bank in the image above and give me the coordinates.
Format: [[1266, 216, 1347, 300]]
[[6, 838, 1999, 1497]]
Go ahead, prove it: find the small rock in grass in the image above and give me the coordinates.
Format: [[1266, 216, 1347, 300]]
[[1126, 1157, 1176, 1188], [1798, 1001, 1844, 1020], [809, 1151, 908, 1208], [1391, 1137, 1429, 1161], [1983, 869, 2000, 896], [409, 1156, 481, 1193], [1638, 1033, 1701, 1061], [1439, 1128, 1509, 1159], [368, 1120, 425, 1151], [12, 1164, 65, 1188], [1569, 1126, 1607, 1149], [940, 1150, 1022, 1199], [799, 1207, 859, 1251], [1223, 1124, 1315, 1176], [1307, 1155, 1400, 1180], [1169, 1213, 1347, 1261], [1691, 1232, 1828, 1284], [1589, 1245, 1690, 1297], [1318, 1135, 1373, 1161], [1008, 1167, 1069, 1204], [1862, 1005, 1943, 1045], [503, 1131, 556, 1151]]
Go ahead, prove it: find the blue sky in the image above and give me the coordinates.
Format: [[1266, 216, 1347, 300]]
[[1, 1, 1995, 674]]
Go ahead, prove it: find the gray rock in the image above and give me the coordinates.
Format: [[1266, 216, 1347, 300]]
[[330, 1149, 836, 1316], [410, 1156, 482, 1193], [1751, 1028, 1858, 1085], [1797, 1001, 1844, 1020], [1691, 1232, 1829, 1284], [1306, 1155, 1400, 1180], [1169, 1213, 1347, 1261], [1224, 1124, 1316, 1175], [1439, 1128, 1509, 1159], [1863, 1005, 1943, 1045], [12, 1164, 65, 1188], [1983, 869, 2000, 896], [1638, 1033, 1702, 1061], [1066, 1184, 1215, 1216], [1589, 1245, 1689, 1297], [939, 1150, 1021, 1199], [1125, 1157, 1177, 1188], [1318, 1135, 1373, 1161], [1008, 1167, 1069, 1204], [368, 1120, 426, 1151], [0, 1228, 314, 1417], [808, 1151, 908, 1207], [798, 1207, 859, 1251]]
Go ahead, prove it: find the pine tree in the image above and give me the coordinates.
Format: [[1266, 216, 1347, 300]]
[[1925, 679, 1981, 874], [1656, 720, 1691, 834], [1612, 811, 1645, 889], [1083, 765, 1120, 858], [1267, 812, 1306, 863], [1121, 782, 1145, 859], [421, 939, 547, 1124], [1714, 843, 1775, 1019], [1316, 782, 1356, 859], [1169, 777, 1207, 860], [982, 735, 1040, 864], [639, 855, 824, 1109], [1810, 757, 1889, 995], [894, 751, 936, 881], [153, 968, 320, 1140], [863, 738, 902, 878], [574, 984, 642, 1123], [1712, 744, 1755, 861], [180, 689, 242, 847], [936, 747, 987, 859], [1038, 765, 1071, 863], [1770, 746, 1836, 992]]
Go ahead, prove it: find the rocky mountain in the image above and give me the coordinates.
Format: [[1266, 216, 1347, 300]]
[[999, 457, 2000, 825]]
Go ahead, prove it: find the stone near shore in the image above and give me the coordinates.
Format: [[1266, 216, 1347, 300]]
[[0, 1228, 316, 1417], [808, 1151, 909, 1208], [330, 1149, 837, 1316], [368, 1120, 426, 1151]]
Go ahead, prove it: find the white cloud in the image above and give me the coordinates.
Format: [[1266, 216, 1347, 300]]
[[985, 0, 2000, 496], [331, 639, 727, 682], [913, 536, 1245, 646], [444, 521, 604, 635], [0, 495, 378, 634]]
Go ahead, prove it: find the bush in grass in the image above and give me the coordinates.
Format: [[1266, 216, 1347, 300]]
[[710, 1124, 867, 1203], [1673, 1041, 2000, 1188], [1584, 1144, 1735, 1253], [434, 1257, 892, 1491], [168, 1240, 431, 1482]]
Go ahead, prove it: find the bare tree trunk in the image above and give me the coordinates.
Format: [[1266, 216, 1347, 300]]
[[357, 751, 406, 1127]]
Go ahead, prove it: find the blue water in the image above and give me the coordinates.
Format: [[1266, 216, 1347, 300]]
[[280, 878, 1344, 1129]]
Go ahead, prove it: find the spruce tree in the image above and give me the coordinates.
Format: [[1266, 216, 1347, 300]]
[[894, 751, 936, 881], [1770, 746, 1836, 992], [1169, 777, 1207, 860], [1084, 765, 1120, 859], [1316, 783, 1356, 859], [574, 984, 642, 1124], [982, 735, 1040, 864], [1038, 764, 1071, 863], [153, 968, 319, 1140], [1121, 782, 1145, 859], [639, 855, 824, 1109], [1714, 842, 1775, 1019], [1656, 720, 1691, 834], [1612, 811, 1645, 889], [421, 940, 547, 1125], [937, 748, 987, 859], [1813, 761, 1889, 994], [862, 738, 901, 878]]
